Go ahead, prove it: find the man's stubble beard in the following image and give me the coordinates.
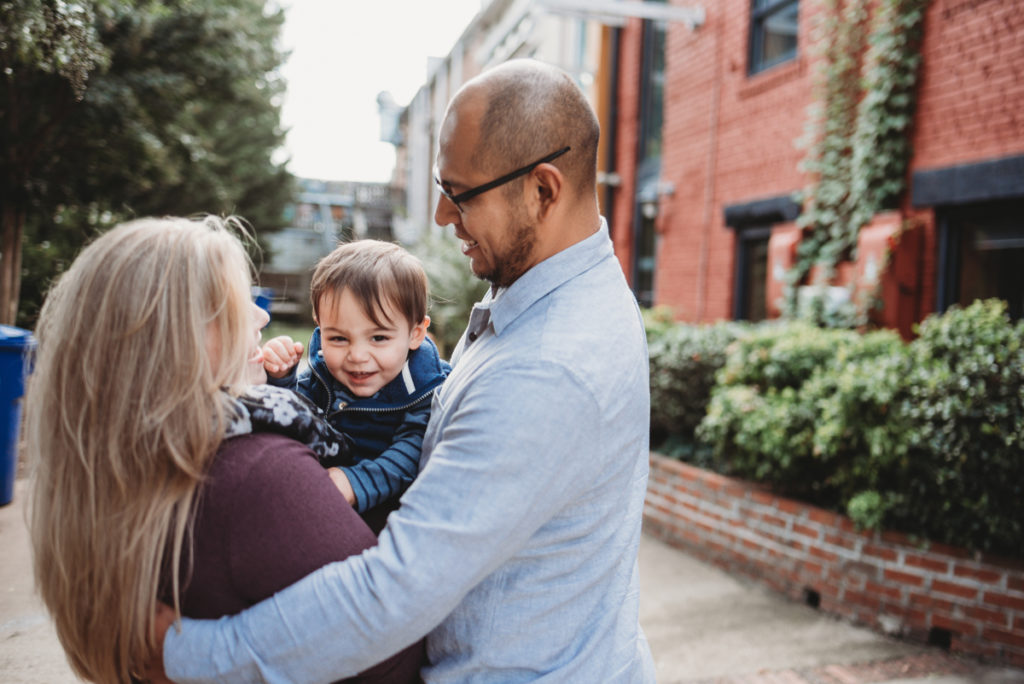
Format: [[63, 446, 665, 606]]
[[482, 201, 537, 289]]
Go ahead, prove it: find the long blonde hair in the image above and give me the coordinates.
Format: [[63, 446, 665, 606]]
[[25, 216, 257, 683]]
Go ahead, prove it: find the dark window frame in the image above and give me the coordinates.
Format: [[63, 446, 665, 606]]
[[912, 154, 1024, 320], [724, 195, 801, 321], [732, 225, 773, 321], [748, 0, 799, 75], [631, 14, 668, 308], [935, 200, 1024, 320]]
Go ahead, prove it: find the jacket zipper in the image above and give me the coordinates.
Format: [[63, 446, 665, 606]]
[[329, 390, 435, 419]]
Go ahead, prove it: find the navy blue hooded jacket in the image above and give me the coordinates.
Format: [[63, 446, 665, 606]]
[[270, 328, 450, 513]]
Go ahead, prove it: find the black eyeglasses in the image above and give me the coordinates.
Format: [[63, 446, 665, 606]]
[[435, 146, 571, 212]]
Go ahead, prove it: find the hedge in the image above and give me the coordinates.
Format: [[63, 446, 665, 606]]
[[649, 299, 1024, 558], [646, 314, 747, 464]]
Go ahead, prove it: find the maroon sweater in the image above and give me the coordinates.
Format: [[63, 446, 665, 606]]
[[177, 432, 424, 683]]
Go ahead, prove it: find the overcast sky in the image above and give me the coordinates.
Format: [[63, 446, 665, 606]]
[[277, 0, 482, 182]]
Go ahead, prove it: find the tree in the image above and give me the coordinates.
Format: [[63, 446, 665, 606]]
[[1, 0, 294, 326], [0, 0, 110, 325]]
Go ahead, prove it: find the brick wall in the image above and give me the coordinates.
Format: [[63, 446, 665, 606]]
[[644, 453, 1024, 668], [610, 0, 1024, 327], [913, 0, 1024, 171], [904, 0, 1024, 320], [610, 0, 819, 322]]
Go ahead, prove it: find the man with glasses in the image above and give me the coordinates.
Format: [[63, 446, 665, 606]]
[[155, 58, 655, 684]]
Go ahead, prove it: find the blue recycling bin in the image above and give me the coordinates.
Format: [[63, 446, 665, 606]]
[[252, 287, 274, 328], [0, 325, 36, 506]]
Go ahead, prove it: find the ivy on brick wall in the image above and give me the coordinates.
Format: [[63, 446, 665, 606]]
[[785, 0, 928, 324], [851, 0, 927, 212]]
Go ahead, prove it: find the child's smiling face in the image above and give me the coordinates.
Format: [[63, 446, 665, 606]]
[[317, 288, 428, 398]]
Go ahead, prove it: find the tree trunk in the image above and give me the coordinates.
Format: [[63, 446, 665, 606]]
[[0, 202, 24, 326]]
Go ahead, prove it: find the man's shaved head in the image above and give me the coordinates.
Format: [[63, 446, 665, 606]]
[[452, 59, 600, 196]]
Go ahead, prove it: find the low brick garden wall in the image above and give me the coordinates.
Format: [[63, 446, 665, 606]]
[[643, 453, 1024, 667]]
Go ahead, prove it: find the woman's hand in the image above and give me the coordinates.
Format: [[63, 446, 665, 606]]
[[137, 602, 177, 683]]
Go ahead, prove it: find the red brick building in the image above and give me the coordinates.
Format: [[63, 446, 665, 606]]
[[604, 0, 1024, 333]]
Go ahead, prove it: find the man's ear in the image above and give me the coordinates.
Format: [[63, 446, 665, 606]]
[[527, 163, 563, 221], [408, 315, 430, 350]]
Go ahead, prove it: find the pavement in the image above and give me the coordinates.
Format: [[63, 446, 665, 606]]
[[2, 476, 1023, 683]]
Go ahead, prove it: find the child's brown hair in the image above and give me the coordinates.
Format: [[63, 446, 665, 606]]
[[311, 239, 428, 328]]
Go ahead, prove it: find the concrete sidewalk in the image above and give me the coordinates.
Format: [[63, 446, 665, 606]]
[[2, 477, 1022, 683], [639, 532, 1020, 683]]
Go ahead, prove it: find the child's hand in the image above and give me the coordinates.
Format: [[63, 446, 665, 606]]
[[262, 335, 304, 378], [327, 467, 357, 507]]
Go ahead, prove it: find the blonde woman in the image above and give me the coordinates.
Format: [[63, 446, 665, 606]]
[[24, 216, 424, 684]]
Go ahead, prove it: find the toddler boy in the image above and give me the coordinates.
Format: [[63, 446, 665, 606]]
[[262, 240, 450, 530]]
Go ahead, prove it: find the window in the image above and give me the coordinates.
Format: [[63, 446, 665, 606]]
[[631, 13, 667, 308], [733, 226, 771, 321], [749, 0, 799, 75], [640, 15, 667, 162], [937, 202, 1024, 320], [634, 207, 659, 308], [724, 196, 802, 321]]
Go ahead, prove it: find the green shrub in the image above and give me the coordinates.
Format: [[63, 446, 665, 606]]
[[642, 306, 680, 342], [887, 299, 1024, 556], [716, 321, 858, 391], [846, 490, 894, 531], [804, 329, 913, 500], [699, 383, 819, 492], [698, 323, 883, 502], [648, 320, 747, 450], [684, 301, 1024, 557], [413, 230, 488, 359]]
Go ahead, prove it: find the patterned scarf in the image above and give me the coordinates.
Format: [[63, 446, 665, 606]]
[[223, 384, 352, 465]]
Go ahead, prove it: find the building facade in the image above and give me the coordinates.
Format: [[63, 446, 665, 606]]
[[385, 0, 611, 244], [608, 0, 1023, 334], [387, 0, 1023, 334], [261, 178, 398, 317]]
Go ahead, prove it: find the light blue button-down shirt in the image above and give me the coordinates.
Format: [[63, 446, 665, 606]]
[[165, 220, 655, 683]]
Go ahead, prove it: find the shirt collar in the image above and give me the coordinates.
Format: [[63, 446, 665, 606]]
[[485, 217, 611, 337]]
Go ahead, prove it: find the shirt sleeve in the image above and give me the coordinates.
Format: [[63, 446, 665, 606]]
[[341, 400, 429, 512], [164, 360, 603, 683]]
